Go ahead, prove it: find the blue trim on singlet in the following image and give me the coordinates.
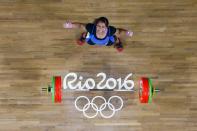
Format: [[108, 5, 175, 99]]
[[85, 25, 115, 46]]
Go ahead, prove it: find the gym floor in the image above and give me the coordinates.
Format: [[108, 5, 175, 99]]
[[0, 0, 196, 131]]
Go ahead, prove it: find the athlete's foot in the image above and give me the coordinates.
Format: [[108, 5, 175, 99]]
[[117, 47, 124, 52], [115, 43, 124, 52], [77, 37, 85, 46], [76, 39, 85, 46]]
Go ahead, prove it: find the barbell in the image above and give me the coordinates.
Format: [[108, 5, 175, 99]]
[[42, 76, 160, 104]]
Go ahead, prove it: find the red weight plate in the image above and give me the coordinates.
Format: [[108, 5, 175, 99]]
[[55, 76, 62, 103], [139, 77, 149, 103]]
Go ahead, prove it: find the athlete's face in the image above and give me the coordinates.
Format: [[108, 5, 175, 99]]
[[96, 22, 107, 34]]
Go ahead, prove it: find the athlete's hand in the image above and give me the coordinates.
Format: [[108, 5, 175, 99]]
[[63, 21, 73, 29], [127, 31, 133, 37]]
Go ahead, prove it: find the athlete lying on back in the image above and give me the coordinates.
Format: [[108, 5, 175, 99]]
[[63, 17, 133, 52]]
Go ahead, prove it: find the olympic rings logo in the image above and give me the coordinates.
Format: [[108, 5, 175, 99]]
[[74, 95, 123, 119]]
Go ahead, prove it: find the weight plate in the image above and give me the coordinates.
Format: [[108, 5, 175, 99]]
[[139, 77, 149, 103], [54, 76, 62, 103], [51, 77, 55, 103], [148, 78, 153, 103]]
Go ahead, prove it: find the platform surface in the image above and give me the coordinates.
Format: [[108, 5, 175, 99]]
[[0, 0, 196, 131]]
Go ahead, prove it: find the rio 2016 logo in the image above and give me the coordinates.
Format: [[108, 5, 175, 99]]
[[63, 72, 134, 90]]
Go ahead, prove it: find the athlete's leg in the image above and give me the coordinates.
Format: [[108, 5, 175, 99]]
[[114, 36, 124, 52], [77, 32, 87, 46]]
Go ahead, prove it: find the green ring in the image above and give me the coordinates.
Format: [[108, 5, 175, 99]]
[[148, 78, 153, 103], [51, 77, 55, 103]]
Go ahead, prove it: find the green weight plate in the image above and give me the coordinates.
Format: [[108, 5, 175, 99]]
[[148, 78, 153, 103], [51, 76, 55, 103]]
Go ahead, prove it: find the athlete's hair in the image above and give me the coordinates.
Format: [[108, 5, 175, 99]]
[[94, 17, 109, 27]]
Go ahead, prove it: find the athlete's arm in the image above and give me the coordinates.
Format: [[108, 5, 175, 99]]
[[63, 21, 86, 31], [115, 28, 133, 37]]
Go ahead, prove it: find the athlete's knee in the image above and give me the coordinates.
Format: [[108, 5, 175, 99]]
[[114, 35, 120, 43], [82, 32, 87, 38]]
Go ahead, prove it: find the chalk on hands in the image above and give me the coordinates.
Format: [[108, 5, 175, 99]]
[[63, 22, 73, 28], [127, 31, 133, 37]]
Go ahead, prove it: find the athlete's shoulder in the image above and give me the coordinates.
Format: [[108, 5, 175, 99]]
[[109, 25, 117, 36], [85, 23, 94, 32]]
